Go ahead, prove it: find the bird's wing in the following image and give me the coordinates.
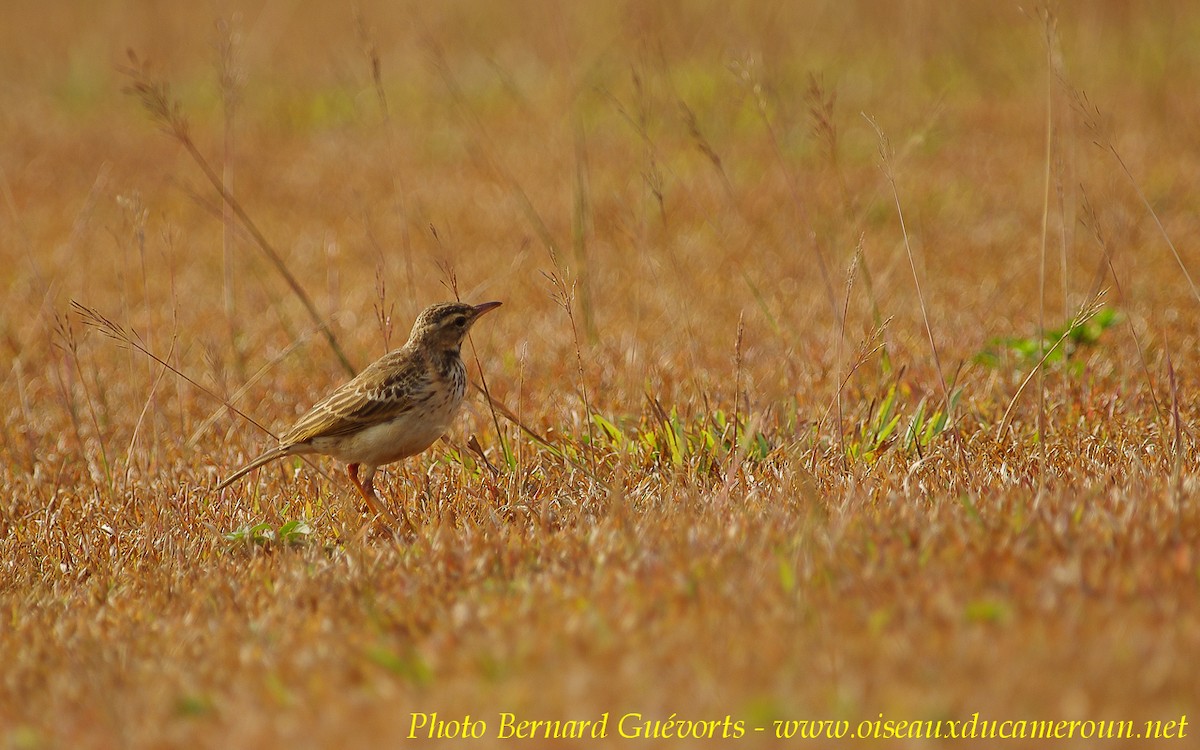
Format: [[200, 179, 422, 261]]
[[281, 353, 430, 445]]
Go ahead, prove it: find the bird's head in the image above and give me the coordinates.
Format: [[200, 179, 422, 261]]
[[408, 300, 502, 354]]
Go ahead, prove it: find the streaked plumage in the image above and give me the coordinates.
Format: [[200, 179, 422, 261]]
[[215, 301, 501, 527]]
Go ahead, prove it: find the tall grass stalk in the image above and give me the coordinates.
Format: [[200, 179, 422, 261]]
[[73, 301, 275, 440], [545, 265, 597, 476], [731, 311, 746, 465], [1080, 195, 1165, 431], [356, 8, 417, 306], [436, 261, 512, 473], [995, 294, 1107, 440], [215, 17, 245, 378], [1036, 9, 1057, 494], [864, 114, 969, 476], [836, 242, 863, 471], [734, 58, 838, 321], [572, 118, 597, 341], [53, 312, 111, 492], [1072, 89, 1200, 305], [121, 53, 356, 377]]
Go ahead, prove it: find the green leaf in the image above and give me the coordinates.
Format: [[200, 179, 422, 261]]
[[777, 555, 796, 593], [876, 412, 901, 446], [905, 398, 928, 451], [175, 693, 214, 717], [225, 519, 312, 546], [753, 432, 771, 460], [975, 306, 1120, 369], [277, 519, 312, 545], [592, 413, 625, 445], [367, 645, 432, 686], [964, 598, 1010, 624]]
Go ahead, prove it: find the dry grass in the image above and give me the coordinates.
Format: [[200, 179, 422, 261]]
[[2, 1, 1199, 747]]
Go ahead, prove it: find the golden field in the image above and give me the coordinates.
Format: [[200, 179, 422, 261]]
[[2, 1, 1198, 747]]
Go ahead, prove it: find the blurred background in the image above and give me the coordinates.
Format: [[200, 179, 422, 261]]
[[3, 2, 1199, 746], [5, 1, 1199, 422]]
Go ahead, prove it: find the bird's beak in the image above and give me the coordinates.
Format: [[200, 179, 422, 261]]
[[471, 301, 502, 318]]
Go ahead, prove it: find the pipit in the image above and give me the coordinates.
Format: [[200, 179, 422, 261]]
[[215, 301, 501, 528]]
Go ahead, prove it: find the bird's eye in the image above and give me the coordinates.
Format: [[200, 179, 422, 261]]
[[454, 316, 468, 328]]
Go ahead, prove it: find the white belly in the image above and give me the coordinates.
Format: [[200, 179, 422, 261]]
[[310, 410, 453, 467]]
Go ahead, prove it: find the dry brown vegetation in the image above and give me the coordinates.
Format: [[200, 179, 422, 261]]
[[2, 1, 1199, 747]]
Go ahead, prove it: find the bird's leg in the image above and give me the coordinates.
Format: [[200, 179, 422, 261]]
[[346, 463, 410, 534], [363, 465, 418, 536], [347, 463, 396, 526]]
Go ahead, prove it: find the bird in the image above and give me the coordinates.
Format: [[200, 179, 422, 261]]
[[215, 300, 502, 529]]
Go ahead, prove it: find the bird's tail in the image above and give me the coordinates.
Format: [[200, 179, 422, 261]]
[[214, 446, 294, 492]]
